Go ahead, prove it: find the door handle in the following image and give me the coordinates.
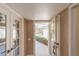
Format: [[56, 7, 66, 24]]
[[53, 45, 57, 49], [52, 45, 58, 55], [11, 48, 14, 50], [54, 42, 59, 45], [1, 47, 15, 54], [53, 47, 56, 55], [1, 50, 11, 54], [56, 43, 59, 45]]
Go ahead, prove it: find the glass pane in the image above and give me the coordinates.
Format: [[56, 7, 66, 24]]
[[50, 18, 56, 42], [0, 13, 6, 56], [0, 44, 6, 56], [13, 47, 19, 56], [12, 20, 19, 56], [0, 29, 6, 43]]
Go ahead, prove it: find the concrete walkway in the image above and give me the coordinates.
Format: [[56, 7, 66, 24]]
[[35, 40, 49, 56]]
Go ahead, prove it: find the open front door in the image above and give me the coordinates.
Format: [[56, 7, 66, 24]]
[[49, 17, 56, 56], [49, 15, 60, 56]]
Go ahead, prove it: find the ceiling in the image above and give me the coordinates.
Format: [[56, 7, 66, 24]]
[[6, 3, 70, 20]]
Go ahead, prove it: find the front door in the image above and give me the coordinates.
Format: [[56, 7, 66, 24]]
[[49, 17, 56, 56], [49, 15, 60, 56]]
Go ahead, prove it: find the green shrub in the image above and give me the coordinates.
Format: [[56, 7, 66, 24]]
[[35, 36, 48, 45]]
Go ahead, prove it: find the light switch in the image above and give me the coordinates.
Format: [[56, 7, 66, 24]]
[[28, 38, 31, 40]]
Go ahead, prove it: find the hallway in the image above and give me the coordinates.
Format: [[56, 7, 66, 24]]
[[0, 3, 79, 56], [35, 40, 49, 56]]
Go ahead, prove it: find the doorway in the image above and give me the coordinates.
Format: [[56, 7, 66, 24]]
[[34, 22, 49, 56]]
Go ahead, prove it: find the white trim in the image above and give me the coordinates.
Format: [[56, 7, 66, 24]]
[[33, 21, 35, 56], [48, 22, 52, 56], [46, 22, 51, 55], [56, 15, 60, 56], [48, 19, 52, 55], [19, 18, 25, 56]]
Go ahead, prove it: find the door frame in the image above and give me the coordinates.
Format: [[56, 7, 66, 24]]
[[68, 3, 78, 56], [33, 21, 35, 56], [33, 21, 50, 56], [49, 15, 60, 56], [56, 15, 60, 56]]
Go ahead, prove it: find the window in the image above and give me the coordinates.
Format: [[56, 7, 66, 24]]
[[0, 13, 6, 56]]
